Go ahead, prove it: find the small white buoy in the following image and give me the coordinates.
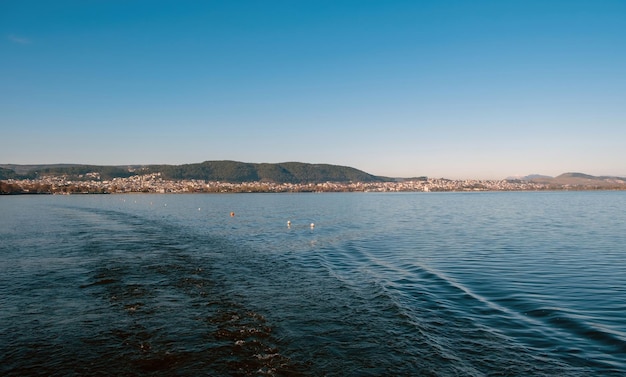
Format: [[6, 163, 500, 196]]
[[198, 208, 201, 211], [287, 220, 291, 228], [310, 223, 315, 229]]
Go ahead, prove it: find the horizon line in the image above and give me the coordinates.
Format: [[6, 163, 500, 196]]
[[2, 160, 625, 181]]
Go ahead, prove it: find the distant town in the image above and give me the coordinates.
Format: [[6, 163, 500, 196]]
[[2, 172, 626, 195], [2, 161, 626, 194]]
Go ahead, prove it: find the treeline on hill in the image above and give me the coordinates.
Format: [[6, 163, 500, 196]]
[[0, 167, 24, 180], [145, 161, 385, 183], [0, 165, 134, 180], [1, 161, 387, 183], [38, 165, 136, 180]]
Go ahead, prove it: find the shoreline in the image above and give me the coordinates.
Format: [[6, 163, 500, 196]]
[[2, 177, 625, 195]]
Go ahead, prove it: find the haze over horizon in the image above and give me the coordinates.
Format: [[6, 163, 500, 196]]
[[2, 1, 625, 180]]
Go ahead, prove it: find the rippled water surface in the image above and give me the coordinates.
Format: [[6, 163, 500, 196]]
[[1, 192, 625, 376]]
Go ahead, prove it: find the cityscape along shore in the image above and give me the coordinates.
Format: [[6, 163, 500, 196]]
[[2, 172, 626, 195]]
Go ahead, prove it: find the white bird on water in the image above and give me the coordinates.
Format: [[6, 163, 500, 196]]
[[285, 220, 315, 229]]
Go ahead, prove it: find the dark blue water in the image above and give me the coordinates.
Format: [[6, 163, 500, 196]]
[[1, 192, 625, 376]]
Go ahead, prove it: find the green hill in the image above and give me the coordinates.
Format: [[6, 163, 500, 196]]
[[0, 164, 135, 180], [146, 161, 385, 183], [0, 167, 23, 180], [555, 172, 597, 180], [525, 172, 626, 187], [1, 161, 387, 183]]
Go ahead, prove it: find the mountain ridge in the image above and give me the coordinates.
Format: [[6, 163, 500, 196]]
[[2, 163, 625, 186], [0, 161, 387, 184], [506, 171, 626, 187]]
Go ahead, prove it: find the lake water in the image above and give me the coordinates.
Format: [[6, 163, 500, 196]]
[[1, 192, 625, 376]]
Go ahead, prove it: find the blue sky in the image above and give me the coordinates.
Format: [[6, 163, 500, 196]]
[[1, 0, 625, 179]]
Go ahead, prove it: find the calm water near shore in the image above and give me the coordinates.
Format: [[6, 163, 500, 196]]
[[1, 192, 625, 376]]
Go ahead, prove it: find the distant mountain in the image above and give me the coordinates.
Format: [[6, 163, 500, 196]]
[[1, 161, 387, 184], [0, 167, 24, 180], [556, 172, 602, 180], [0, 163, 94, 176], [0, 164, 137, 180], [511, 172, 626, 188], [505, 174, 552, 181], [4, 162, 625, 187], [551, 172, 626, 186], [145, 161, 386, 183]]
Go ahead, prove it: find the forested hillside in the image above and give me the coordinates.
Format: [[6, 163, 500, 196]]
[[1, 161, 387, 183]]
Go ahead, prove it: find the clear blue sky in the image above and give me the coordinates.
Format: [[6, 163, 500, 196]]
[[2, 0, 625, 179]]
